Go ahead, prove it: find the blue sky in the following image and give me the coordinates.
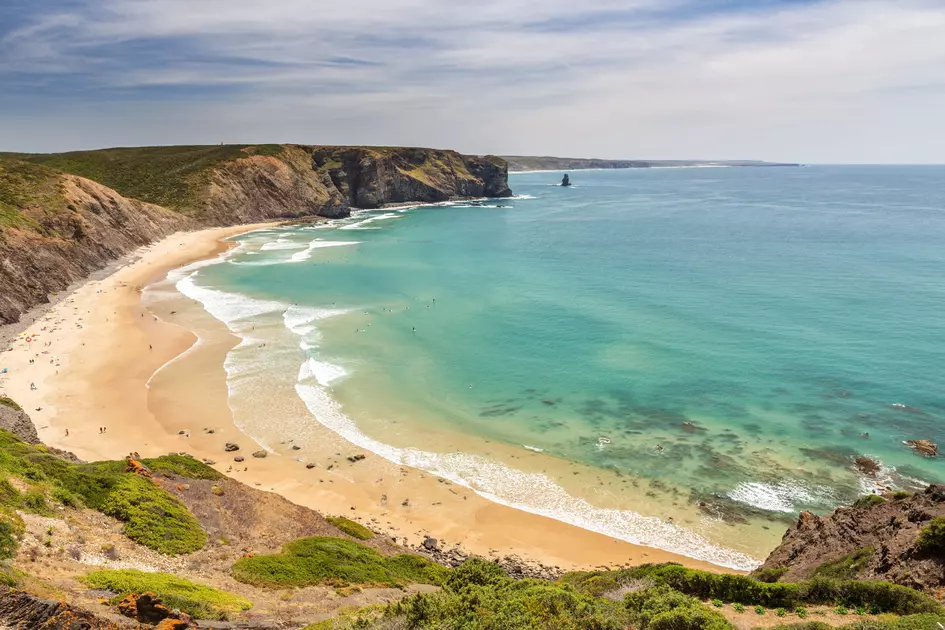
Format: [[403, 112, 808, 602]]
[[2, 0, 944, 162]]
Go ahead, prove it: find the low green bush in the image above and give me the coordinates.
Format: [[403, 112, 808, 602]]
[[774, 615, 945, 630], [97, 475, 205, 554], [0, 519, 20, 560], [815, 547, 876, 580], [326, 516, 375, 540], [386, 558, 631, 629], [231, 536, 448, 588], [915, 518, 945, 554], [0, 397, 22, 411], [141, 455, 224, 480], [892, 491, 911, 500], [853, 495, 887, 509], [565, 564, 942, 615], [0, 429, 207, 555], [625, 584, 733, 630], [755, 567, 790, 583], [82, 569, 252, 620]]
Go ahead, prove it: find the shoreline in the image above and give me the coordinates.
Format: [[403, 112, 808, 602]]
[[0, 223, 740, 574]]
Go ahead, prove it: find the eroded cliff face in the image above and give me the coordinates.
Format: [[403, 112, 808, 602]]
[[312, 146, 512, 208], [0, 175, 188, 324], [756, 486, 945, 591], [0, 146, 511, 324]]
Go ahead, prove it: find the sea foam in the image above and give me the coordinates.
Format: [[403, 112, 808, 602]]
[[292, 381, 760, 571]]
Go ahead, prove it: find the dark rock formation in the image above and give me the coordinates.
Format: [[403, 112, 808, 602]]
[[0, 403, 39, 444], [0, 587, 142, 630], [561, 174, 571, 187], [311, 146, 511, 208], [755, 485, 945, 591], [224, 443, 240, 452], [251, 450, 267, 459]]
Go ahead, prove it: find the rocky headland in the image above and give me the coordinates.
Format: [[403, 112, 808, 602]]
[[0, 145, 511, 324]]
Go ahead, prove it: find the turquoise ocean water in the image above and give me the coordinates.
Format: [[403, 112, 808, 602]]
[[171, 166, 945, 569]]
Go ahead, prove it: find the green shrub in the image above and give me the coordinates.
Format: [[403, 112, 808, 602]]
[[625, 584, 733, 630], [734, 603, 745, 613], [81, 569, 252, 620], [853, 495, 887, 509], [916, 518, 945, 554], [892, 491, 911, 500], [231, 537, 448, 588], [0, 519, 20, 560], [756, 605, 766, 615], [712, 598, 723, 608], [0, 397, 22, 411], [588, 563, 942, 615], [0, 430, 207, 555], [795, 606, 808, 618], [326, 516, 375, 541], [814, 547, 875, 580], [141, 455, 224, 480], [0, 565, 24, 587], [777, 607, 788, 617], [837, 605, 850, 615], [754, 567, 789, 583], [98, 475, 206, 554], [769, 624, 832, 630]]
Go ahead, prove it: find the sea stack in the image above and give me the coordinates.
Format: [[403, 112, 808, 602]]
[[561, 174, 571, 187]]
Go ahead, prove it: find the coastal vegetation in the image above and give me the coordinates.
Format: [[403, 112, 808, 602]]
[[9, 145, 286, 213], [0, 397, 23, 411], [0, 429, 207, 554], [81, 569, 252, 620], [231, 536, 448, 588], [326, 516, 375, 540], [915, 518, 945, 554]]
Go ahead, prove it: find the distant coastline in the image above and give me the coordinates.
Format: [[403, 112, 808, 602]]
[[502, 155, 800, 172]]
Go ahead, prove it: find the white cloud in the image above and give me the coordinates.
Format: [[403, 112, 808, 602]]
[[1, 0, 944, 162]]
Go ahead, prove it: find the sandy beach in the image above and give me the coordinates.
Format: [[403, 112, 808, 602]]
[[0, 223, 730, 574]]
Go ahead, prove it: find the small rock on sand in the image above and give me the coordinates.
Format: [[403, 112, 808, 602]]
[[252, 450, 267, 459]]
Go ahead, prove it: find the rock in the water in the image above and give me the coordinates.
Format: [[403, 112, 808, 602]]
[[561, 174, 571, 187], [252, 450, 267, 459], [905, 439, 937, 457], [224, 442, 240, 452], [854, 456, 881, 476]]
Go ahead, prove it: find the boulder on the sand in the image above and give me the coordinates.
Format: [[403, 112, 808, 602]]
[[854, 456, 882, 476], [291, 445, 301, 450], [224, 443, 240, 452], [234, 455, 245, 463], [306, 463, 316, 469], [252, 450, 267, 459], [905, 439, 938, 457], [423, 536, 439, 551]]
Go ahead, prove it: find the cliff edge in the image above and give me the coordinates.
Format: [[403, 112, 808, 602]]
[[0, 145, 511, 324]]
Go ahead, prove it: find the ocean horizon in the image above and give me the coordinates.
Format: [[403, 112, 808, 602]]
[[154, 165, 945, 570]]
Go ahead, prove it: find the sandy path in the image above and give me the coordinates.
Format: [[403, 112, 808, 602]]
[[0, 224, 730, 574]]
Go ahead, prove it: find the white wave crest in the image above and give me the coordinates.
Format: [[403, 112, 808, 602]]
[[283, 305, 349, 335], [294, 382, 761, 571], [176, 273, 285, 326], [298, 358, 348, 387], [727, 481, 834, 514], [289, 240, 361, 262]]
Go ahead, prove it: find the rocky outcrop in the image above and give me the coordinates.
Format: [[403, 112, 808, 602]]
[[0, 402, 39, 444], [755, 485, 945, 591], [0, 587, 141, 629], [0, 173, 189, 324], [312, 146, 511, 208], [0, 146, 511, 325]]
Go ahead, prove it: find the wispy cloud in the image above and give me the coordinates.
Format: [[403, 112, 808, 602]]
[[2, 0, 944, 162]]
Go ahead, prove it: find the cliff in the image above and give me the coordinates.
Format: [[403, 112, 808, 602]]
[[755, 486, 945, 592], [0, 145, 511, 324]]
